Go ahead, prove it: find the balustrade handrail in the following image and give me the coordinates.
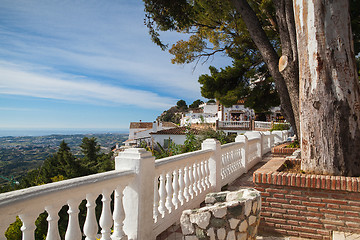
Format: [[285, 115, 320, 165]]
[[0, 170, 135, 208], [155, 149, 213, 168]]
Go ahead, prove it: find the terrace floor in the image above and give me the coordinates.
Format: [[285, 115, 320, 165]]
[[157, 153, 310, 240]]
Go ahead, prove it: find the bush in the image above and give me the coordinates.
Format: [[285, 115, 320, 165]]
[[270, 123, 290, 131]]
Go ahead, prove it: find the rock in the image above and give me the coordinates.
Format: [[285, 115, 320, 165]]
[[217, 228, 226, 240], [205, 192, 229, 204], [244, 200, 251, 216], [226, 191, 244, 201], [252, 201, 258, 214], [229, 218, 240, 229], [207, 227, 216, 240], [185, 236, 198, 240], [195, 227, 206, 239], [210, 218, 227, 228], [180, 211, 194, 235], [180, 188, 261, 239], [227, 201, 243, 217], [226, 230, 236, 240], [238, 220, 248, 232], [249, 215, 257, 225], [190, 211, 211, 229], [236, 232, 247, 240], [211, 205, 227, 218]]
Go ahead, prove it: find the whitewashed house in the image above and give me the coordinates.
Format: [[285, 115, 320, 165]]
[[150, 126, 200, 148], [125, 121, 178, 146]]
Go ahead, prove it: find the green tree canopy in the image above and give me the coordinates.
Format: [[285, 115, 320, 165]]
[[189, 99, 204, 109], [176, 99, 188, 110]]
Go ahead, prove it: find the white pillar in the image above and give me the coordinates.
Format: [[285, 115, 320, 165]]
[[115, 148, 155, 240], [235, 135, 248, 172], [201, 139, 221, 192]]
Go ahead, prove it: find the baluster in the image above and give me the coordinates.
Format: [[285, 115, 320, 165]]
[[158, 173, 166, 216], [153, 176, 160, 223], [178, 168, 185, 205], [45, 205, 61, 240], [196, 162, 202, 193], [183, 166, 190, 201], [188, 165, 194, 199], [204, 159, 210, 188], [100, 189, 113, 240], [165, 172, 174, 213], [200, 161, 206, 191], [83, 193, 98, 240], [230, 151, 235, 173], [65, 199, 82, 240], [193, 163, 199, 196], [112, 185, 127, 240], [19, 212, 37, 240], [172, 169, 180, 209], [221, 155, 225, 179]]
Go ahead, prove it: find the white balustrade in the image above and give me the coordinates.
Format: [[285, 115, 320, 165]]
[[254, 121, 272, 129], [0, 170, 134, 240], [218, 121, 251, 129], [0, 131, 289, 240], [153, 149, 213, 236]]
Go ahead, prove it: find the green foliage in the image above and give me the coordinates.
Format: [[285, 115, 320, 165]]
[[285, 140, 300, 149], [199, 57, 279, 112], [198, 127, 236, 145], [5, 217, 21, 240], [182, 127, 201, 152], [176, 99, 188, 110], [270, 123, 290, 131], [157, 106, 183, 124], [189, 99, 204, 109]]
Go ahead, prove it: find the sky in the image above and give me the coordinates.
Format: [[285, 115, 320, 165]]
[[0, 0, 231, 133]]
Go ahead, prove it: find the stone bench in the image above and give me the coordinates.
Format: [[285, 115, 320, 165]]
[[180, 188, 261, 240]]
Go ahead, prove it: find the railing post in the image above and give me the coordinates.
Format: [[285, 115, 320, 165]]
[[235, 135, 248, 172], [115, 148, 155, 240], [201, 139, 222, 192]]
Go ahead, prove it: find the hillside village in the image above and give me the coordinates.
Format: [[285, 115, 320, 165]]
[[122, 100, 286, 150]]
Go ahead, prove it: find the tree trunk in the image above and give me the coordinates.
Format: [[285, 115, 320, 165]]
[[231, 0, 300, 137], [273, 0, 300, 138], [293, 0, 360, 176]]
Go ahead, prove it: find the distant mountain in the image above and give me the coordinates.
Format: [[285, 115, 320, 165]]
[[0, 133, 128, 185]]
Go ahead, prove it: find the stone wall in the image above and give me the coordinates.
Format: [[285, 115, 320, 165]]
[[254, 158, 360, 240], [180, 188, 261, 240]]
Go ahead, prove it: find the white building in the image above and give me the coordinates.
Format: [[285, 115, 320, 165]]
[[150, 126, 200, 148], [180, 101, 255, 126], [125, 121, 178, 147]]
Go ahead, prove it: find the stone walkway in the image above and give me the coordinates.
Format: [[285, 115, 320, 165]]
[[157, 153, 310, 240]]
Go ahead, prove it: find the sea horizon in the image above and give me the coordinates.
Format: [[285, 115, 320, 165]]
[[0, 128, 129, 137]]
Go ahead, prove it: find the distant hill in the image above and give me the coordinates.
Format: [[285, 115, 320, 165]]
[[0, 133, 128, 185]]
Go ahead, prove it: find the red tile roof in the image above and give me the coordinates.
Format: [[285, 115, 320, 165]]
[[150, 126, 200, 135], [130, 121, 178, 129], [130, 122, 153, 129]]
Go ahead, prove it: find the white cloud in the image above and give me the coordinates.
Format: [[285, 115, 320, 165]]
[[0, 62, 175, 109]]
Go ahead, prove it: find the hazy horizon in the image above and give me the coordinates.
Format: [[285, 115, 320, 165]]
[[0, 128, 129, 137]]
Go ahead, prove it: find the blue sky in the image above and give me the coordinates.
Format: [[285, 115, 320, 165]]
[[0, 0, 231, 132]]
